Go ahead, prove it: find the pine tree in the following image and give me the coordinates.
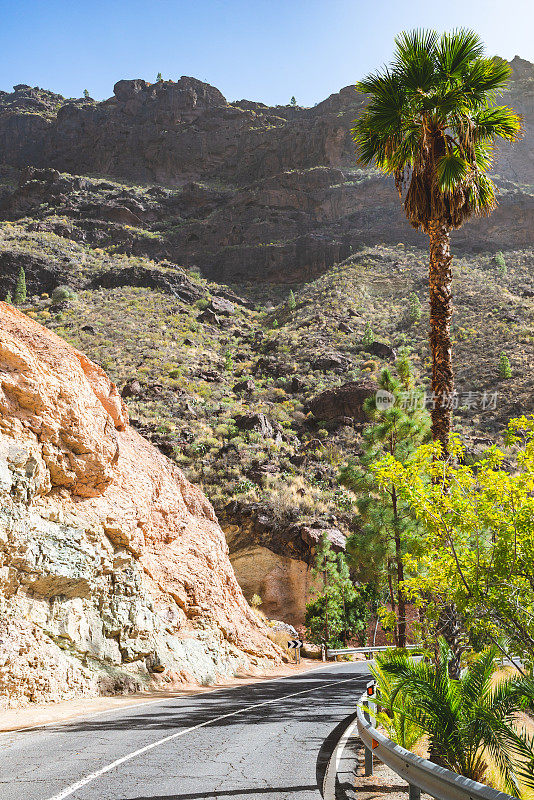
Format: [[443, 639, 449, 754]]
[[156, 72, 163, 82], [362, 322, 374, 347], [408, 292, 422, 324], [305, 534, 370, 647], [290, 96, 297, 106], [83, 89, 90, 99], [339, 351, 430, 647], [4, 290, 12, 304], [287, 289, 296, 311], [499, 352, 512, 378], [14, 267, 27, 305]]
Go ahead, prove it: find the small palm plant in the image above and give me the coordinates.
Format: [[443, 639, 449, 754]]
[[368, 649, 422, 750], [352, 30, 521, 453], [380, 640, 534, 796]]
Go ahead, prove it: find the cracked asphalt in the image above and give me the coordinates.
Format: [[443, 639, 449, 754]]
[[0, 661, 370, 800]]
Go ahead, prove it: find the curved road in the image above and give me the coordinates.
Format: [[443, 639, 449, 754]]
[[0, 661, 370, 800]]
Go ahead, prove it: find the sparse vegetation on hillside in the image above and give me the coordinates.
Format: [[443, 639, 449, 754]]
[[4, 215, 530, 548]]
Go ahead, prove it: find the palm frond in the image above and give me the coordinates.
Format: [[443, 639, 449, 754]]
[[460, 646, 497, 708], [393, 30, 439, 93], [472, 106, 523, 142], [468, 172, 497, 214], [436, 152, 470, 194], [488, 673, 534, 719], [436, 29, 485, 77], [479, 709, 534, 793], [477, 711, 522, 796], [461, 58, 513, 104]]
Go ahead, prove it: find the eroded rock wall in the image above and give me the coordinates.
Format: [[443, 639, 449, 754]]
[[0, 303, 280, 707]]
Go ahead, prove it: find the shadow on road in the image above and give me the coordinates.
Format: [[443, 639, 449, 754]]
[[32, 668, 367, 738]]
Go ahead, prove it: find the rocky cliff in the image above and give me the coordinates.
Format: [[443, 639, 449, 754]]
[[1, 58, 533, 283], [0, 303, 279, 707]]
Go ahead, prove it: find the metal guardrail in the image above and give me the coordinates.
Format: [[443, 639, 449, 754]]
[[356, 688, 516, 800], [327, 644, 419, 658]]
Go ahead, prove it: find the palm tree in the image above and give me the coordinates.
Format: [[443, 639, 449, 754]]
[[381, 641, 534, 796], [352, 30, 521, 453]]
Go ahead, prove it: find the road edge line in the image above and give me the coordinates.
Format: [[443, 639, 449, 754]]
[[322, 713, 360, 800]]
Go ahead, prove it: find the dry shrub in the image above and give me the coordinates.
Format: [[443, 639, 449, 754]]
[[267, 629, 292, 652]]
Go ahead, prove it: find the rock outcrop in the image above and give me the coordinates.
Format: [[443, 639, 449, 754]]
[[220, 501, 346, 624], [307, 380, 378, 422], [0, 303, 279, 707]]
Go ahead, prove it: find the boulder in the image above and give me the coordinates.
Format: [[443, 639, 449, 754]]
[[307, 380, 378, 422], [300, 526, 346, 550], [233, 379, 255, 394], [311, 352, 351, 371], [290, 376, 306, 393], [234, 413, 274, 439], [121, 378, 143, 398], [198, 309, 220, 325], [209, 296, 235, 315], [359, 341, 397, 361]]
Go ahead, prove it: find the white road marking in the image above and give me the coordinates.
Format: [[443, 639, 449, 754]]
[[0, 660, 349, 738], [322, 715, 359, 800], [43, 671, 365, 800]]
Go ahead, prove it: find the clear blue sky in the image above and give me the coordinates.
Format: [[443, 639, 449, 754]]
[[1, 0, 532, 106]]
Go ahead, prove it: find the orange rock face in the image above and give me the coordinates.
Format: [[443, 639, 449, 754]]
[[0, 303, 279, 707]]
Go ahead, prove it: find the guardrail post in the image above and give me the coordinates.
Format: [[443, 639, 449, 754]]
[[409, 784, 421, 800], [363, 700, 374, 776]]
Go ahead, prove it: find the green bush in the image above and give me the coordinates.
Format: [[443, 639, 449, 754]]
[[495, 251, 507, 275], [52, 285, 77, 304], [14, 266, 27, 305], [362, 322, 374, 346]]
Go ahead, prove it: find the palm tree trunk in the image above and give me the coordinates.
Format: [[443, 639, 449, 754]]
[[428, 220, 454, 455]]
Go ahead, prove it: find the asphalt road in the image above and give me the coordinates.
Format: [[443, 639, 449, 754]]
[[0, 661, 370, 800]]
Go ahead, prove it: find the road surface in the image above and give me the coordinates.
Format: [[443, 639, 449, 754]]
[[0, 661, 370, 800]]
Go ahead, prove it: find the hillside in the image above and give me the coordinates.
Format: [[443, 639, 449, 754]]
[[0, 219, 531, 621]]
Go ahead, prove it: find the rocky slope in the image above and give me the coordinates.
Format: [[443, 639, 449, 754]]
[[1, 57, 533, 283], [0, 303, 280, 707]]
